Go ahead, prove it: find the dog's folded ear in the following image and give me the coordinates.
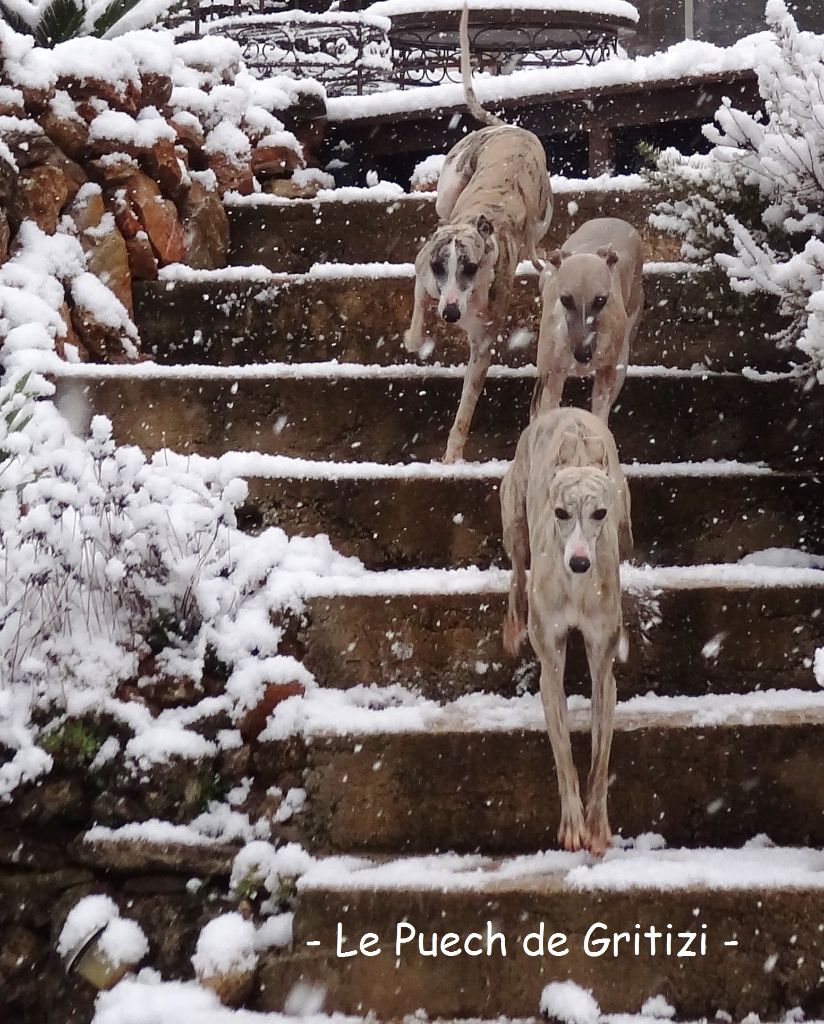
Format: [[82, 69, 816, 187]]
[[597, 245, 619, 268], [556, 432, 580, 465], [548, 248, 567, 268], [586, 436, 609, 469], [476, 214, 494, 239]]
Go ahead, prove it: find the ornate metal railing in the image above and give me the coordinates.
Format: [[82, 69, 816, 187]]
[[201, 11, 391, 94], [165, 1, 636, 95], [166, 2, 391, 95], [389, 21, 621, 87]]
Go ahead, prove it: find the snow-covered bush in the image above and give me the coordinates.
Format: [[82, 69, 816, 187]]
[[0, 366, 362, 796], [649, 0, 824, 380], [0, 396, 244, 687]]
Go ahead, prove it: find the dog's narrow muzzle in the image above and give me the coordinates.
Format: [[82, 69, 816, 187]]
[[569, 555, 591, 573], [442, 303, 461, 323], [574, 346, 594, 364]]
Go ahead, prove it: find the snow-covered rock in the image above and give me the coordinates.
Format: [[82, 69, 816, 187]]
[[540, 981, 601, 1024]]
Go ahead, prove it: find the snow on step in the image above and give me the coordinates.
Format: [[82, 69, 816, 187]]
[[294, 562, 824, 600], [43, 358, 726, 382], [157, 259, 694, 284], [261, 685, 824, 739], [167, 452, 775, 484], [294, 840, 824, 893], [222, 174, 650, 208]]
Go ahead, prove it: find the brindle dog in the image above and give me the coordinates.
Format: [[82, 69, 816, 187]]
[[404, 4, 552, 463]]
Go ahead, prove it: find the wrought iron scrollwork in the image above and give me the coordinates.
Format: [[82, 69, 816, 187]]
[[391, 21, 620, 89], [166, 0, 630, 96], [222, 16, 392, 93], [167, 3, 392, 95]]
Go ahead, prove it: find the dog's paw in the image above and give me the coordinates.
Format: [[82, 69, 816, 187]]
[[403, 329, 423, 354], [557, 804, 588, 853], [442, 448, 464, 465], [502, 614, 526, 657], [584, 811, 612, 858]]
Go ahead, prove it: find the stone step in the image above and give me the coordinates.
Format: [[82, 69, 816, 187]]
[[258, 844, 824, 1019], [284, 698, 824, 855], [225, 185, 676, 272], [53, 366, 824, 470], [237, 462, 824, 570], [134, 269, 787, 373], [295, 572, 824, 699]]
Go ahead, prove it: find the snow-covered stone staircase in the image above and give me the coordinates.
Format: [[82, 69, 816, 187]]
[[53, 184, 824, 1019]]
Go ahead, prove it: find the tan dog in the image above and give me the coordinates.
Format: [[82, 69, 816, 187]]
[[500, 408, 632, 855], [404, 5, 552, 463], [531, 218, 644, 422]]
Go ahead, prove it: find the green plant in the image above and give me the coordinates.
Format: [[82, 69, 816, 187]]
[[0, 0, 176, 46], [0, 372, 37, 465], [233, 870, 262, 902], [41, 718, 104, 765], [196, 769, 231, 812]]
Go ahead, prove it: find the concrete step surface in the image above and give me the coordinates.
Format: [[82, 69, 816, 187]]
[[236, 462, 824, 570], [295, 571, 824, 699], [257, 842, 824, 1019], [52, 366, 824, 469], [283, 696, 824, 854], [225, 184, 677, 273], [134, 268, 787, 373]]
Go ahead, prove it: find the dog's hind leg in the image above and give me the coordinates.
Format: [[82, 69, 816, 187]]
[[529, 189, 554, 273], [582, 625, 619, 857], [535, 632, 588, 852], [443, 329, 493, 463], [500, 435, 530, 655], [435, 158, 469, 221]]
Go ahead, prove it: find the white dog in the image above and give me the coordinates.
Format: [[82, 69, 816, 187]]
[[531, 218, 644, 423], [500, 407, 632, 855]]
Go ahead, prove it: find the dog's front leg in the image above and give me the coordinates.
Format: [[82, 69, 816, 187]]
[[536, 633, 587, 851], [591, 367, 617, 422], [443, 328, 493, 463], [583, 626, 619, 857], [530, 368, 566, 421], [404, 276, 430, 354]]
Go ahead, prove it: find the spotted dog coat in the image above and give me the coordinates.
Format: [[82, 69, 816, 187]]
[[500, 407, 632, 856], [403, 7, 552, 463]]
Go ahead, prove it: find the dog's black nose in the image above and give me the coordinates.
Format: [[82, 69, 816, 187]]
[[574, 347, 594, 364], [442, 303, 461, 323], [569, 555, 591, 573]]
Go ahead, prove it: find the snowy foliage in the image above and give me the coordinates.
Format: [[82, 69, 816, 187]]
[[0, 396, 245, 686], [0, 0, 177, 45], [649, 0, 824, 379], [0, 364, 362, 795]]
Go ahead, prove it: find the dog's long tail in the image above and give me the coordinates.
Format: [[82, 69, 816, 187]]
[[460, 1, 505, 127]]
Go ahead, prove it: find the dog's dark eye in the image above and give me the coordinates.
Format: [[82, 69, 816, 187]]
[[555, 508, 570, 520], [591, 296, 608, 310], [431, 260, 445, 276], [560, 294, 575, 310], [592, 508, 607, 520], [463, 262, 478, 277]]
